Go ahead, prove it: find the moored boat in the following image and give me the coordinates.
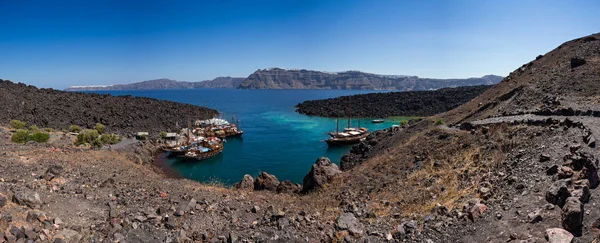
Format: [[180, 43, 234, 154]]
[[372, 119, 384, 123], [325, 117, 369, 146]]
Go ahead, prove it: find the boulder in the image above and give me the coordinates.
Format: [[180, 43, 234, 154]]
[[12, 190, 42, 208], [253, 172, 280, 191], [233, 174, 254, 190], [276, 180, 301, 194], [43, 165, 64, 181], [468, 203, 487, 221], [561, 197, 583, 232], [336, 213, 364, 236], [545, 228, 573, 243], [570, 57, 586, 69], [546, 179, 571, 207], [571, 180, 590, 203], [301, 157, 342, 193]]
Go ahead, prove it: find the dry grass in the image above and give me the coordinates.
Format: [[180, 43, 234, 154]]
[[363, 126, 507, 218]]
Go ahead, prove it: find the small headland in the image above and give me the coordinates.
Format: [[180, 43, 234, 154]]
[[295, 85, 492, 118]]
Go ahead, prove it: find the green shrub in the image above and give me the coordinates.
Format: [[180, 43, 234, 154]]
[[28, 132, 50, 143], [100, 133, 122, 145], [434, 119, 445, 126], [75, 129, 100, 146], [94, 123, 105, 134], [28, 125, 39, 133], [10, 120, 26, 129], [11, 129, 29, 144], [69, 125, 82, 133], [91, 139, 104, 149], [159, 131, 168, 138], [400, 120, 409, 126]]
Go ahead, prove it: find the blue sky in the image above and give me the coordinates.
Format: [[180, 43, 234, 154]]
[[0, 0, 599, 89]]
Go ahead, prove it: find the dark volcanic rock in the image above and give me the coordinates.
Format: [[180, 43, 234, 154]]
[[44, 165, 64, 181], [561, 197, 583, 232], [276, 180, 301, 194], [295, 85, 493, 118], [234, 174, 254, 190], [253, 172, 280, 191], [570, 57, 586, 69], [0, 80, 218, 135], [301, 157, 342, 193], [0, 193, 6, 208], [546, 179, 571, 207]]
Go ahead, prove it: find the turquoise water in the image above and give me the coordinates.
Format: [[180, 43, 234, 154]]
[[93, 89, 407, 185]]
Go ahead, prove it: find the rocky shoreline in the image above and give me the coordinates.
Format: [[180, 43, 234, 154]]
[[295, 85, 492, 118]]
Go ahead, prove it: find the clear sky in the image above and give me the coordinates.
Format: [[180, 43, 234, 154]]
[[1, 0, 599, 89]]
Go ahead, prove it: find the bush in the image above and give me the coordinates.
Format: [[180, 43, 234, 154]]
[[11, 129, 29, 144], [28, 132, 50, 143], [400, 120, 409, 126], [75, 129, 100, 146], [69, 125, 82, 133], [435, 119, 445, 126], [28, 125, 39, 133], [159, 131, 168, 138], [94, 123, 105, 134], [100, 133, 122, 145], [10, 120, 26, 129]]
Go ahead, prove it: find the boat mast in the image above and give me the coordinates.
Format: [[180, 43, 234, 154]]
[[346, 105, 350, 129]]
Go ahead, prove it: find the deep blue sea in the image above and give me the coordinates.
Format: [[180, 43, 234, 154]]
[[91, 89, 408, 185]]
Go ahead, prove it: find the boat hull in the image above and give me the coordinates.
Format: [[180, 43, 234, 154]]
[[325, 133, 369, 146]]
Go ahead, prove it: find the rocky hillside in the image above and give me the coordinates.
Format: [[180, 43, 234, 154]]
[[65, 77, 245, 91], [1, 80, 218, 135], [239, 68, 502, 90], [333, 33, 600, 242], [1, 33, 598, 243], [295, 85, 492, 118]]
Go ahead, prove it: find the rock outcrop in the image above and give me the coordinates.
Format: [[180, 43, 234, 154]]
[[253, 172, 280, 191], [301, 157, 342, 193]]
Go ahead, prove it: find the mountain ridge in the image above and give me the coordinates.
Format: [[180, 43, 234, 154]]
[[239, 68, 502, 90], [64, 77, 245, 91], [65, 70, 502, 91]]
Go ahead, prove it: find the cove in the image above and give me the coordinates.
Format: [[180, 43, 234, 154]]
[[91, 89, 410, 185]]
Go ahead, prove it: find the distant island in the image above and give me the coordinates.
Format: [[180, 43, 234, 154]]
[[65, 68, 502, 91], [65, 77, 245, 91]]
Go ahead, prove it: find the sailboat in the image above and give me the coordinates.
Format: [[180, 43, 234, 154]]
[[325, 108, 369, 146]]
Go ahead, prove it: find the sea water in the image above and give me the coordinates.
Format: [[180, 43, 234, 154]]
[[92, 89, 409, 185]]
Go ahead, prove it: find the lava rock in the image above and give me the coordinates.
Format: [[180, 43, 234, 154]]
[[546, 165, 559, 175], [301, 157, 342, 193], [570, 57, 586, 69], [43, 165, 64, 181], [546, 179, 571, 207], [233, 174, 254, 190], [253, 172, 280, 191], [0, 193, 6, 208], [336, 213, 364, 236], [561, 197, 583, 232], [276, 180, 301, 194], [12, 190, 42, 208]]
